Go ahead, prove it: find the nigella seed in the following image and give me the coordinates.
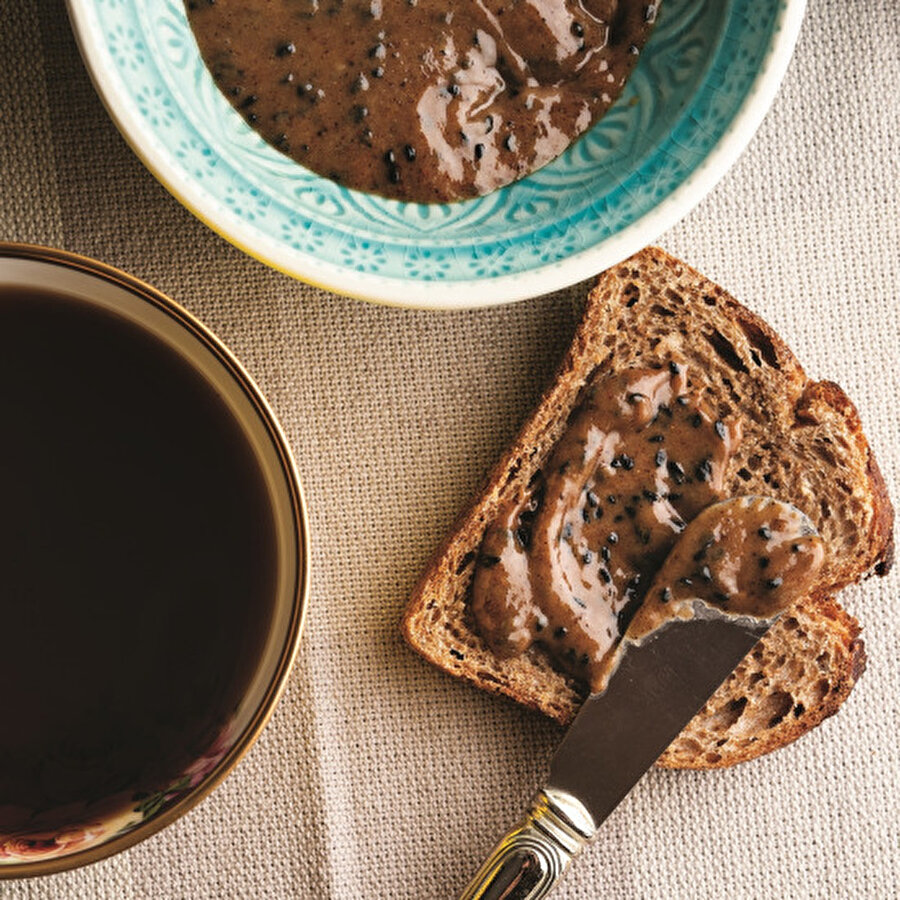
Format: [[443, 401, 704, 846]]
[[661, 586, 672, 603], [384, 149, 396, 164], [644, 4, 657, 23], [792, 543, 801, 552], [554, 626, 568, 640], [572, 596, 586, 609], [691, 413, 703, 428], [447, 82, 460, 96], [479, 554, 500, 567], [758, 526, 772, 540], [676, 395, 689, 406], [404, 144, 417, 161], [599, 567, 611, 584], [699, 566, 712, 582], [570, 20, 584, 37], [714, 420, 727, 440], [655, 449, 666, 467], [582, 550, 593, 564], [601, 546, 610, 563], [669, 361, 682, 375], [485, 114, 494, 133], [586, 490, 599, 508], [579, 653, 590, 667], [353, 104, 369, 122], [449, 647, 464, 660], [624, 506, 636, 519], [276, 42, 296, 57], [594, 506, 604, 520], [628, 43, 640, 55], [643, 489, 660, 502], [695, 458, 713, 482], [766, 577, 783, 590], [714, 591, 730, 605], [246, 112, 258, 124], [693, 538, 714, 561], [758, 557, 770, 569], [648, 434, 665, 443], [562, 523, 573, 540], [582, 508, 591, 523], [607, 532, 619, 544], [515, 527, 531, 549], [239, 94, 258, 109], [607, 494, 617, 504], [667, 460, 686, 484], [535, 614, 547, 632], [474, 143, 484, 160], [679, 577, 693, 586], [504, 134, 517, 152], [671, 517, 686, 532], [388, 164, 401, 183]]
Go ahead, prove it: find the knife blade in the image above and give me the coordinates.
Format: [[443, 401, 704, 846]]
[[457, 496, 824, 900]]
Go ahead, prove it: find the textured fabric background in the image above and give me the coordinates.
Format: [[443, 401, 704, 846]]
[[1, 1, 898, 897]]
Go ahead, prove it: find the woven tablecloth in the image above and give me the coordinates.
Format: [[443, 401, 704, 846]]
[[1, 2, 898, 897]]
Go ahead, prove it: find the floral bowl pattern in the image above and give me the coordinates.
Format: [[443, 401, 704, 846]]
[[66, 0, 805, 307]]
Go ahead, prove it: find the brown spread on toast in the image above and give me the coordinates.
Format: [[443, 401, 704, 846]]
[[471, 364, 825, 693]]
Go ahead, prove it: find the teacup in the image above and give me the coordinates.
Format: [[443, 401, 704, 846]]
[[0, 243, 308, 877]]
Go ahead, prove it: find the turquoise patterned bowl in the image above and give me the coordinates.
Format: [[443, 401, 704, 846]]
[[67, 0, 805, 308]]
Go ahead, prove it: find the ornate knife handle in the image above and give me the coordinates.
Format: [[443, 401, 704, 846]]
[[457, 788, 597, 900]]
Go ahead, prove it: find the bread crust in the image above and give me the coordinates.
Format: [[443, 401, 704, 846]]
[[401, 247, 893, 767]]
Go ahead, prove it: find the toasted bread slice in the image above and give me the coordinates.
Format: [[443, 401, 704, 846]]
[[402, 247, 893, 768]]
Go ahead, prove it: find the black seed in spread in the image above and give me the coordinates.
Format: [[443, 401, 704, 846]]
[[759, 525, 772, 539]]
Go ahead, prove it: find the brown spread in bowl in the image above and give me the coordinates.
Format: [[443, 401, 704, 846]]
[[185, 0, 660, 202]]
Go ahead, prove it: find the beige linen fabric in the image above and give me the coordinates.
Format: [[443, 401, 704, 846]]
[[1, 1, 898, 897]]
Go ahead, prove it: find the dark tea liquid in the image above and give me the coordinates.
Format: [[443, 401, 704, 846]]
[[0, 286, 278, 832]]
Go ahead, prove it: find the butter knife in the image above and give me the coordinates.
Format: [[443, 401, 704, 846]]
[[457, 610, 771, 899]]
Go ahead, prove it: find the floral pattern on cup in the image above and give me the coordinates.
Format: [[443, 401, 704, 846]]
[[0, 718, 239, 866]]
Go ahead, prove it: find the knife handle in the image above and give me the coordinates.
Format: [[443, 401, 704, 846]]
[[457, 788, 597, 900]]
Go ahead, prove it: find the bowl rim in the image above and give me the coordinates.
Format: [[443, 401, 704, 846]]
[[64, 0, 806, 307], [0, 241, 310, 879]]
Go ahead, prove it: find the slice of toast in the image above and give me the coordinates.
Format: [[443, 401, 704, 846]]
[[402, 247, 893, 769]]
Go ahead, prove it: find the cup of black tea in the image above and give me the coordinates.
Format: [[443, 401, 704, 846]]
[[0, 244, 308, 877]]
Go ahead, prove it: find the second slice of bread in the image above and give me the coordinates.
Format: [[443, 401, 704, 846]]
[[402, 248, 893, 768]]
